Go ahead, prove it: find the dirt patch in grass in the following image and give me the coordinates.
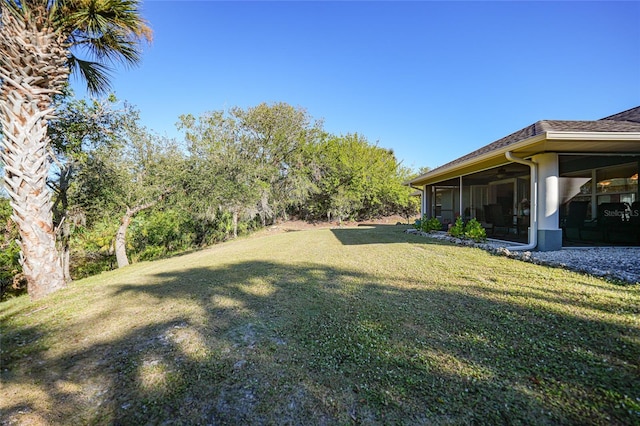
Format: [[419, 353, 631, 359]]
[[257, 215, 412, 234]]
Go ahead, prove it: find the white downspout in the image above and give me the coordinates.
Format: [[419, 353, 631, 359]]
[[505, 151, 538, 251]]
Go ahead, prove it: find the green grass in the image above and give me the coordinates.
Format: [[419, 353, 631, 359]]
[[1, 225, 639, 425]]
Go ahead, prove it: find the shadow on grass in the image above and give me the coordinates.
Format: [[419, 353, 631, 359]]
[[330, 224, 444, 246], [2, 258, 639, 424]]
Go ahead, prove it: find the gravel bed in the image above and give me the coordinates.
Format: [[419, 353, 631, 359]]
[[406, 229, 640, 285]]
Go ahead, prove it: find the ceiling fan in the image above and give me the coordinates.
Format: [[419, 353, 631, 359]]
[[496, 167, 509, 179]]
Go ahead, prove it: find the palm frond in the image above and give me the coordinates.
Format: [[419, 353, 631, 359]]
[[63, 0, 151, 68], [2, 0, 151, 95], [0, 0, 29, 25], [67, 55, 112, 96], [70, 28, 141, 67], [60, 0, 151, 92], [65, 0, 152, 42]]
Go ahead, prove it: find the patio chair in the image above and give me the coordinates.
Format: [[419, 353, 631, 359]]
[[484, 204, 511, 236], [597, 202, 631, 243], [517, 214, 530, 237], [562, 200, 589, 241]]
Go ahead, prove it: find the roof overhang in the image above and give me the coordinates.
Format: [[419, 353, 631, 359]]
[[409, 132, 640, 187]]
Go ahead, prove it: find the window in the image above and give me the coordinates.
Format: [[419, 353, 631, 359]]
[[596, 163, 638, 205], [559, 156, 639, 245], [560, 173, 593, 220]]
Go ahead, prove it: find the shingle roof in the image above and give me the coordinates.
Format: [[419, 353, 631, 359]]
[[428, 106, 640, 173], [542, 118, 640, 133], [600, 105, 640, 123]]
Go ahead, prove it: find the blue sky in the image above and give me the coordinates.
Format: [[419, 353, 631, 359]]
[[72, 1, 640, 172]]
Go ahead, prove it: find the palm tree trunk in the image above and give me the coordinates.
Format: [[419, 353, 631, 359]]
[[0, 95, 67, 300], [0, 6, 70, 300]]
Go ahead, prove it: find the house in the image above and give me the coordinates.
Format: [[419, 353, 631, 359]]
[[408, 106, 640, 251]]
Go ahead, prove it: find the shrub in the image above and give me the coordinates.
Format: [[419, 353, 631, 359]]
[[134, 245, 166, 262], [424, 217, 442, 232], [0, 240, 23, 300], [0, 198, 24, 300], [129, 209, 198, 260], [464, 218, 487, 242], [414, 215, 442, 233], [446, 217, 487, 242], [69, 220, 118, 279], [448, 216, 465, 238]]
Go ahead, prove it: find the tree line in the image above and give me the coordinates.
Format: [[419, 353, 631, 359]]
[[0, 96, 418, 299]]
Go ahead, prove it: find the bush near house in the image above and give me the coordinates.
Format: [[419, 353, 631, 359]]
[[447, 217, 487, 243], [414, 215, 442, 233], [464, 218, 487, 242]]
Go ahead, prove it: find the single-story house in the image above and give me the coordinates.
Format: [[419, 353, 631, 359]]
[[408, 106, 640, 251]]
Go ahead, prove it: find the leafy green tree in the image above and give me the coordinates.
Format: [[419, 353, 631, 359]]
[[0, 0, 151, 299], [306, 133, 415, 223], [74, 123, 183, 268], [48, 94, 135, 280], [179, 103, 323, 232], [179, 110, 262, 239], [416, 166, 431, 176], [128, 208, 195, 261], [309, 134, 363, 223], [232, 102, 323, 224]]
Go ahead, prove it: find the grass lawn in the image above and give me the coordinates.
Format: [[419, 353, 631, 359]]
[[1, 225, 639, 425]]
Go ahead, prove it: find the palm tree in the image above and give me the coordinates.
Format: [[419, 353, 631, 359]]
[[0, 0, 151, 300]]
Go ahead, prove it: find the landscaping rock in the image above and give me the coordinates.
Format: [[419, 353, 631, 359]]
[[406, 229, 640, 284]]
